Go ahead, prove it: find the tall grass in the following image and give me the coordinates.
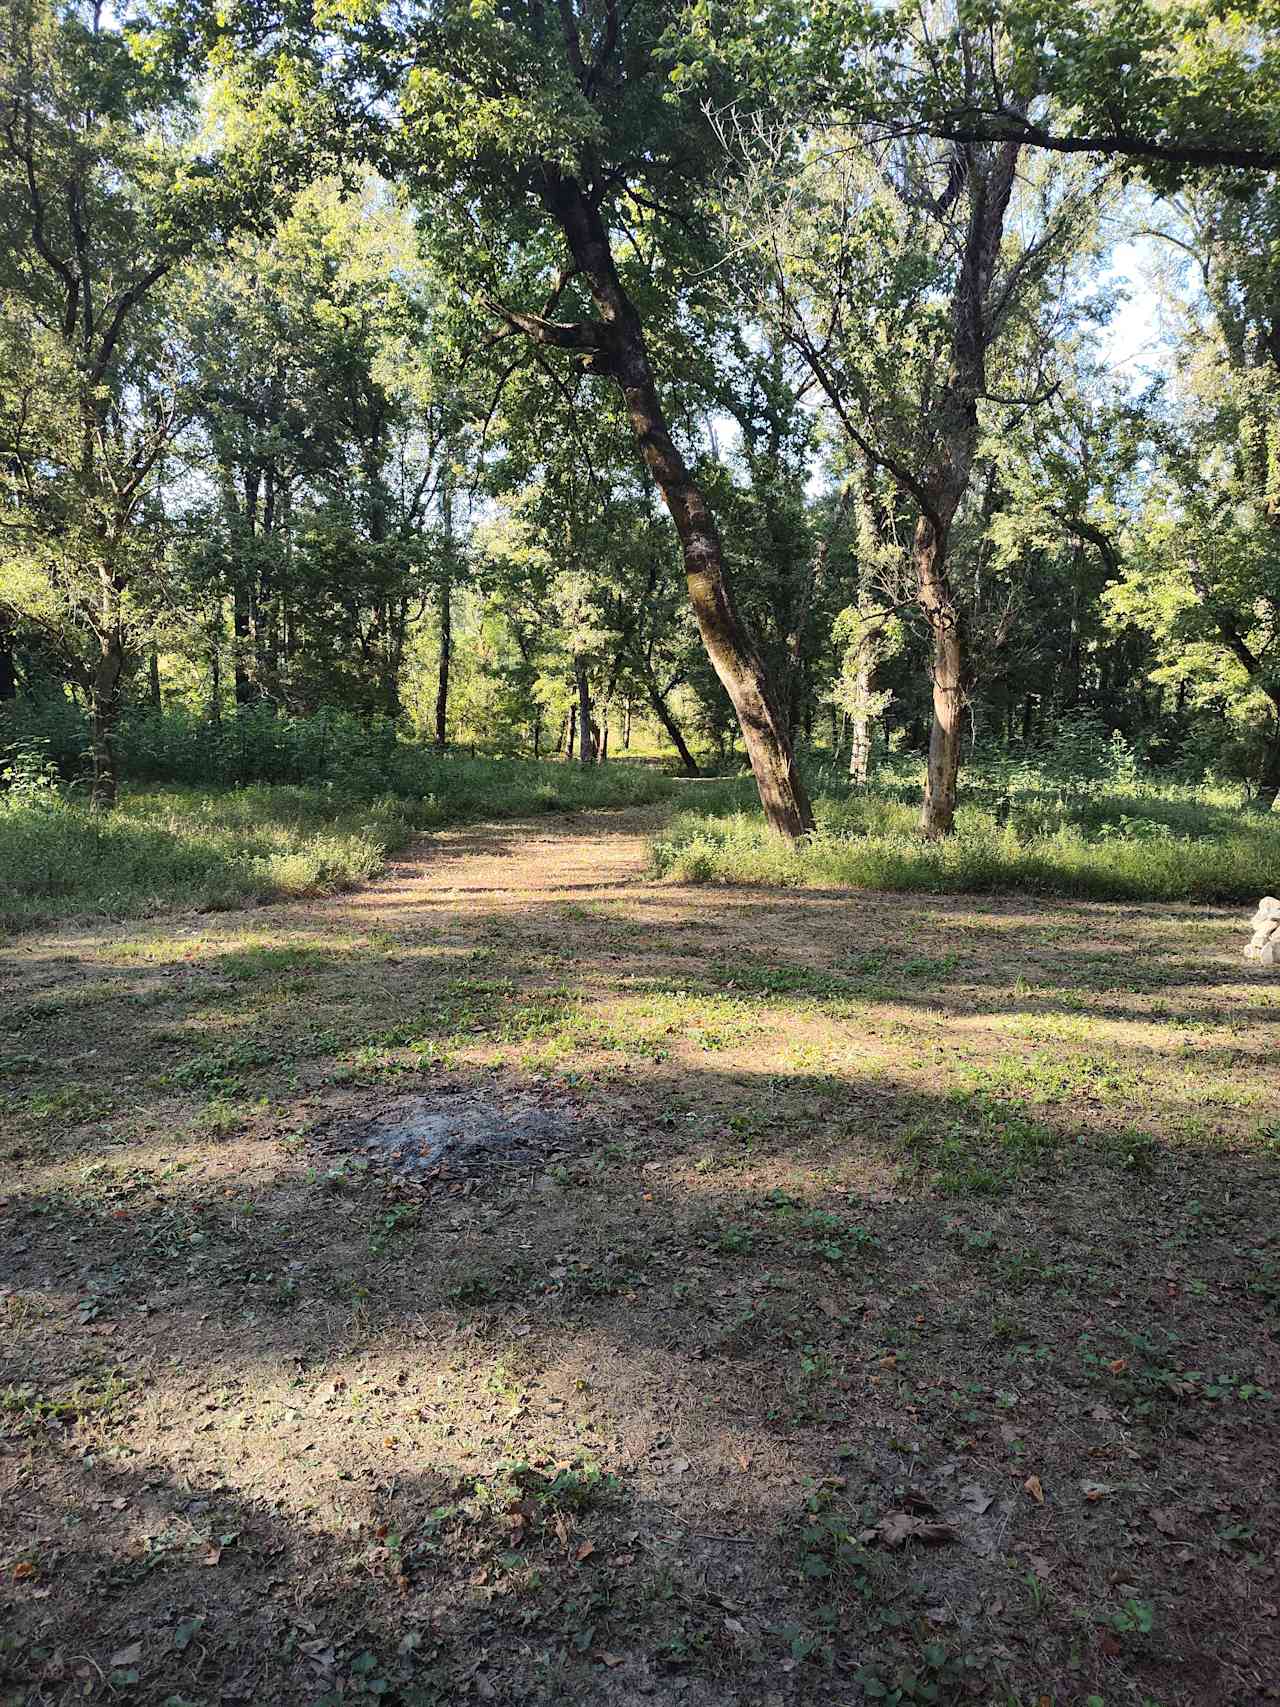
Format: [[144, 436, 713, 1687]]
[[0, 787, 409, 936], [651, 760, 1280, 903], [0, 750, 682, 936]]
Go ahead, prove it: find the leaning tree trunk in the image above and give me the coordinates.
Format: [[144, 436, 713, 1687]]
[[915, 513, 967, 840], [543, 175, 812, 838], [643, 671, 699, 776]]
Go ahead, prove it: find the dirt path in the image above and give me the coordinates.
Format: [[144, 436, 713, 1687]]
[[3, 810, 1278, 1706]]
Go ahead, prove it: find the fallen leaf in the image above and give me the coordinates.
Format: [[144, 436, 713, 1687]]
[[598, 1653, 625, 1668], [877, 1511, 919, 1547], [11, 1561, 37, 1582], [1024, 1475, 1045, 1504], [1100, 1633, 1122, 1658], [575, 1541, 596, 1563], [958, 1483, 993, 1515], [876, 1512, 958, 1548], [1107, 1358, 1128, 1375], [1082, 1483, 1115, 1502], [667, 1457, 691, 1476], [110, 1644, 142, 1667], [1150, 1507, 1183, 1537], [202, 1546, 221, 1567]]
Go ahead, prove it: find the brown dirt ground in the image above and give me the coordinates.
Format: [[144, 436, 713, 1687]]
[[2, 806, 1279, 1706]]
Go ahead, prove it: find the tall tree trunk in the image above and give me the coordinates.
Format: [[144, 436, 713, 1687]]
[[915, 514, 966, 839], [622, 697, 632, 750], [597, 700, 609, 763], [575, 659, 595, 766], [435, 481, 453, 749], [434, 575, 451, 748], [89, 639, 125, 810], [0, 620, 16, 701], [148, 651, 162, 709], [566, 707, 576, 761], [233, 583, 255, 706], [1255, 708, 1280, 811], [848, 652, 875, 784], [643, 672, 699, 776], [209, 638, 222, 724], [540, 174, 811, 838]]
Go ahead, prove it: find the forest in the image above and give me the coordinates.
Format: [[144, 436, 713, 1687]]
[[2, 3, 1280, 1705]]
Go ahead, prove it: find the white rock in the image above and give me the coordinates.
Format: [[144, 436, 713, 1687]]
[[1258, 941, 1280, 967], [1256, 896, 1280, 920]]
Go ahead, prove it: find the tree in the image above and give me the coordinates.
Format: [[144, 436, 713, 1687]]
[[1108, 185, 1280, 804], [724, 88, 1102, 832], [181, 179, 470, 719], [0, 0, 302, 802], [163, 0, 815, 836]]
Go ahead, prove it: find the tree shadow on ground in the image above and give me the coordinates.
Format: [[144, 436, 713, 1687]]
[[3, 831, 1279, 1705]]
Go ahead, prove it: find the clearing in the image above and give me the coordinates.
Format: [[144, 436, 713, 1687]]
[[2, 807, 1278, 1706]]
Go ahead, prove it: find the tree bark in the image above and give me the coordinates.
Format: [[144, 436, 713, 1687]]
[[848, 654, 875, 784], [0, 621, 16, 701], [575, 659, 595, 766], [89, 640, 125, 810], [434, 574, 451, 750], [643, 671, 699, 776], [435, 480, 453, 748], [1255, 707, 1280, 811], [915, 514, 967, 838], [233, 582, 255, 706], [148, 651, 162, 709], [538, 174, 812, 837]]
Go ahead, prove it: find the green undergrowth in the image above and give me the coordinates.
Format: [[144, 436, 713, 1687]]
[[651, 766, 1280, 903], [0, 751, 683, 935], [0, 786, 406, 936]]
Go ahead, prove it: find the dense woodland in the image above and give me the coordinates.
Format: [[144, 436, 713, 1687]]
[[2, 0, 1279, 846]]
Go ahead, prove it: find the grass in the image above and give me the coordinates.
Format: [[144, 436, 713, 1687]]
[[650, 760, 1280, 902], [0, 757, 682, 936]]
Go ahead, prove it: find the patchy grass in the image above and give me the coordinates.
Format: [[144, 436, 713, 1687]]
[[2, 809, 1278, 1705], [651, 765, 1280, 902]]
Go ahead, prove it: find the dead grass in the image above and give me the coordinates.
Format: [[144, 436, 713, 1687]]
[[2, 808, 1278, 1706]]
